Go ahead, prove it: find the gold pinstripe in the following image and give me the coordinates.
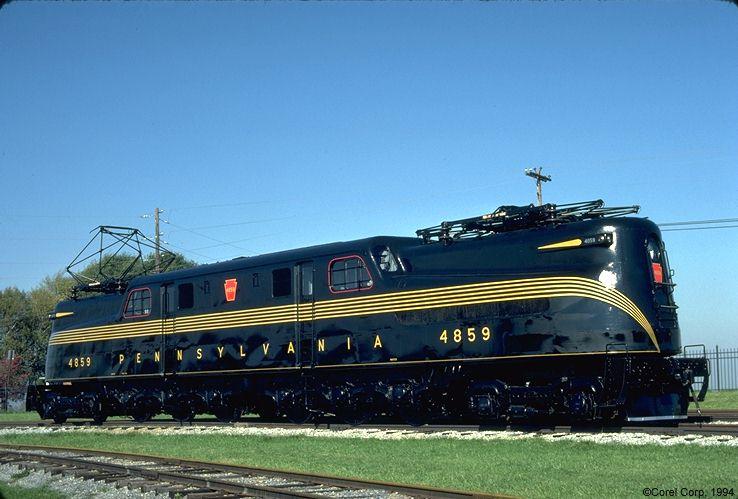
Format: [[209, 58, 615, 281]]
[[49, 276, 658, 350], [307, 280, 645, 321], [49, 302, 296, 339]]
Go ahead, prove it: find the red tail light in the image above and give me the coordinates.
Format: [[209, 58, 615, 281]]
[[652, 263, 663, 283]]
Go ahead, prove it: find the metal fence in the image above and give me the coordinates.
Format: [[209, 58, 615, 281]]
[[680, 345, 738, 391]]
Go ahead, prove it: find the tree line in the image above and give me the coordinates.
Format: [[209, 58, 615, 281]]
[[0, 253, 196, 400]]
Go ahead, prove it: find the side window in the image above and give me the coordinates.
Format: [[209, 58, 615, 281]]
[[272, 268, 291, 297], [124, 288, 151, 318], [372, 245, 399, 272], [329, 256, 373, 293], [178, 283, 194, 309], [647, 237, 662, 263]]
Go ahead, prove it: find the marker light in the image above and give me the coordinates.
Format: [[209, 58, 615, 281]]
[[652, 263, 664, 283]]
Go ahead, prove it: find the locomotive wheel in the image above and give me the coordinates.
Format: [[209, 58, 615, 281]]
[[399, 408, 429, 427], [336, 405, 374, 426], [469, 395, 504, 424], [254, 392, 280, 420], [277, 389, 314, 424], [335, 393, 376, 426], [397, 388, 434, 427], [284, 405, 314, 424], [213, 405, 242, 423], [92, 413, 108, 425], [467, 381, 508, 424], [567, 390, 596, 421], [52, 414, 67, 424], [171, 406, 196, 423], [132, 411, 154, 423]]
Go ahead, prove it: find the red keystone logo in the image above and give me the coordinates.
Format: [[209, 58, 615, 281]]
[[224, 278, 238, 302]]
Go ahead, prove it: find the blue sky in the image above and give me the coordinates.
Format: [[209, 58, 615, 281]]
[[0, 2, 736, 346]]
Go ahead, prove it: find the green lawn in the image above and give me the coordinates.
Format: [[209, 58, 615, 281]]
[[699, 390, 738, 410], [0, 412, 43, 422], [0, 432, 735, 498]]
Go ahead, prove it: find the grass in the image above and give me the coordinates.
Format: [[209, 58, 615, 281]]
[[0, 412, 43, 422], [698, 390, 738, 410], [0, 432, 735, 498], [11, 470, 31, 480], [0, 480, 67, 499]]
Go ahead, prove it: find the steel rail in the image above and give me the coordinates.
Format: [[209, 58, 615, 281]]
[[1, 449, 322, 498], [689, 409, 738, 421], [0, 443, 504, 499]]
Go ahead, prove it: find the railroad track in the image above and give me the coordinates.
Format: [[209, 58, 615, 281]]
[[0, 443, 502, 498], [689, 409, 738, 421], [1, 416, 737, 437]]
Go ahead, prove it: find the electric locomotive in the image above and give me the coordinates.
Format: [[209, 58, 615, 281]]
[[27, 200, 709, 425]]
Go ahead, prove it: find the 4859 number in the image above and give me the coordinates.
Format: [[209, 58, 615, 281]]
[[67, 356, 92, 368], [439, 326, 492, 344]]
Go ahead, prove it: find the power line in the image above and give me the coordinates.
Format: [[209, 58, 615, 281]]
[[140, 213, 215, 262], [190, 233, 279, 251], [138, 206, 290, 263], [164, 216, 294, 234], [658, 218, 738, 227], [167, 200, 271, 211], [158, 240, 214, 262], [661, 224, 738, 232], [165, 221, 255, 254], [656, 217, 738, 232]]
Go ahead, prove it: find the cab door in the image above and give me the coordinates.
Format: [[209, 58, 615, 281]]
[[160, 282, 174, 375], [295, 261, 315, 368]]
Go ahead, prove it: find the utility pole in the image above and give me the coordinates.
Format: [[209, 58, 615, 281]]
[[154, 207, 162, 273], [524, 167, 552, 206], [141, 208, 165, 273]]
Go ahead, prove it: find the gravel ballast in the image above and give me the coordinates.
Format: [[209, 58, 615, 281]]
[[1, 424, 737, 447], [0, 462, 166, 499]]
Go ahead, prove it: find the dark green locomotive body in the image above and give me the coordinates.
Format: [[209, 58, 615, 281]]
[[33, 213, 707, 424]]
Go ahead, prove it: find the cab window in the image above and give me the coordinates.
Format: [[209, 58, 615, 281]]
[[372, 245, 399, 272], [329, 256, 373, 293], [124, 288, 151, 318]]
